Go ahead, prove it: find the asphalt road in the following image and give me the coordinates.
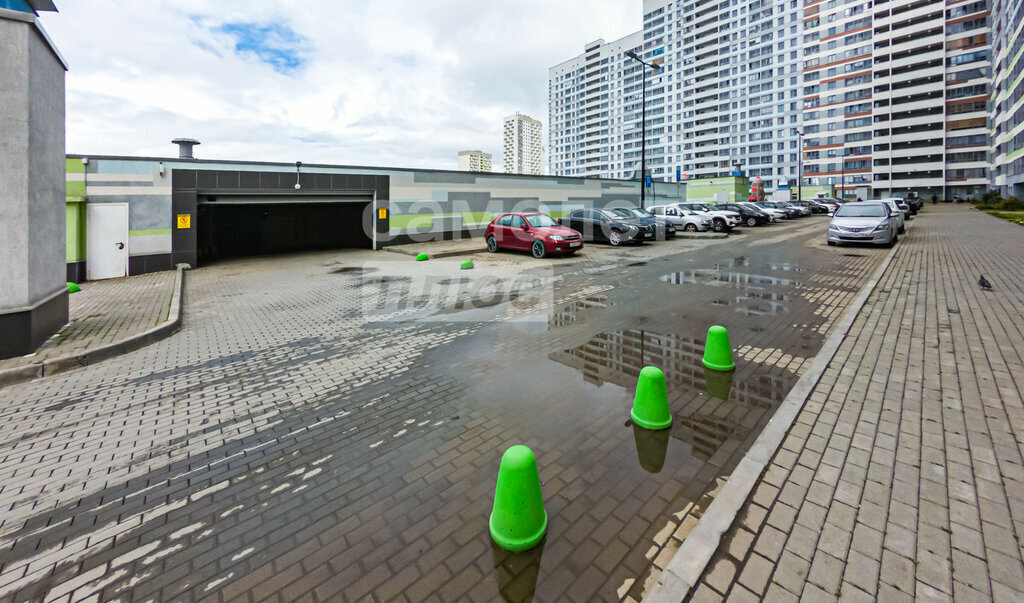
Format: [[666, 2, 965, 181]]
[[0, 217, 891, 602]]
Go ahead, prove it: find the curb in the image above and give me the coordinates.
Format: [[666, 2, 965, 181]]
[[384, 246, 483, 259], [0, 264, 189, 388], [645, 232, 905, 602], [677, 232, 728, 239]]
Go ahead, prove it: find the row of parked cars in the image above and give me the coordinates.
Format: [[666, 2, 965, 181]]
[[483, 199, 827, 258]]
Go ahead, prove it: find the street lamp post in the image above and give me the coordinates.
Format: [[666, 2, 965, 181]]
[[626, 51, 661, 209], [796, 129, 803, 202]]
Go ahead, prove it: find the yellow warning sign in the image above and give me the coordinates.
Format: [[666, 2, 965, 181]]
[[177, 214, 191, 229], [378, 208, 388, 220]]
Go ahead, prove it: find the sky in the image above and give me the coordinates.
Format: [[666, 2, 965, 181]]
[[40, 1, 639, 171]]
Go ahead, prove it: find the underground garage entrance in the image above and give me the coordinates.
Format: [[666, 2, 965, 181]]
[[197, 195, 374, 264]]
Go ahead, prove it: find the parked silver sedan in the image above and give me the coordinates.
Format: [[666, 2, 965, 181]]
[[827, 201, 898, 247]]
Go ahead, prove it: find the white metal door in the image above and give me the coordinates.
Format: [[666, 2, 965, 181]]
[[87, 203, 129, 280]]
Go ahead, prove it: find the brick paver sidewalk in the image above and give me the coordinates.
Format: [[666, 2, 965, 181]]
[[688, 205, 1024, 601], [0, 270, 177, 371]]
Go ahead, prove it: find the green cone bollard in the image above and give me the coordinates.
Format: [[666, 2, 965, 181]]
[[416, 253, 429, 261], [702, 325, 736, 371], [490, 445, 547, 552], [630, 366, 672, 430], [66, 282, 81, 293], [461, 259, 474, 270]]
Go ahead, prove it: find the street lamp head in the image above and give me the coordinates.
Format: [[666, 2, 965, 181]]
[[626, 51, 639, 60]]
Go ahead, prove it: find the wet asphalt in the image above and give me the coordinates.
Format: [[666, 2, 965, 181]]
[[0, 217, 892, 602]]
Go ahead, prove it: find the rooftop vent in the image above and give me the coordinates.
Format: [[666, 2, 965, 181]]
[[171, 138, 201, 159]]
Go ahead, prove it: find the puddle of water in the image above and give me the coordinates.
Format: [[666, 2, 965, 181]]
[[660, 270, 801, 289], [713, 257, 751, 270], [361, 276, 410, 286], [491, 540, 544, 602], [632, 424, 670, 473], [768, 263, 805, 272], [435, 293, 520, 314], [331, 267, 379, 275]]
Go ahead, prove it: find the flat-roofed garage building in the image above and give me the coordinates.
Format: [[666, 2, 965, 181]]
[[65, 147, 685, 281]]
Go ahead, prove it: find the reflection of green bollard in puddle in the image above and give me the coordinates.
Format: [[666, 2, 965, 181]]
[[416, 252, 429, 261], [703, 365, 734, 401], [631, 366, 673, 430], [490, 445, 547, 552], [702, 325, 736, 371], [632, 422, 670, 474], [491, 538, 545, 602], [461, 259, 474, 270]]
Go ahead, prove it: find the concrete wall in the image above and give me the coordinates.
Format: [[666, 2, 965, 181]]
[[0, 11, 68, 358], [66, 155, 670, 276], [685, 177, 750, 204]]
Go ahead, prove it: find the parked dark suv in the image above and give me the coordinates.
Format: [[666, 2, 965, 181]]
[[608, 207, 676, 240], [561, 208, 651, 245], [716, 203, 772, 227]]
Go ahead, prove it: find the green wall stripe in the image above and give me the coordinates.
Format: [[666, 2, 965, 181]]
[[65, 157, 84, 174]]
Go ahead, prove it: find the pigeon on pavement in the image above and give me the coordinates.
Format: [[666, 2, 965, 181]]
[[979, 274, 993, 290]]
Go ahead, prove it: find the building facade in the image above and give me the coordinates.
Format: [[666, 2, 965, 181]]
[[61, 148, 653, 280], [457, 150, 492, 172], [990, 0, 1024, 199], [801, 0, 993, 200], [503, 113, 544, 174], [664, 0, 805, 191], [548, 2, 805, 193], [548, 32, 646, 180]]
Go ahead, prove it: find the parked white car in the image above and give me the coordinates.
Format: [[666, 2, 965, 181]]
[[668, 202, 741, 232], [827, 201, 898, 247], [879, 198, 908, 234], [647, 204, 713, 231]]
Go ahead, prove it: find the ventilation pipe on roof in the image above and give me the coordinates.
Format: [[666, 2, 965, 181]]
[[171, 138, 200, 159]]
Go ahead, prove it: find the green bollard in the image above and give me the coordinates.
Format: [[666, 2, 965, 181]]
[[702, 325, 736, 371], [461, 259, 474, 270], [490, 445, 547, 552], [630, 366, 673, 430], [416, 252, 429, 261], [66, 282, 81, 293]]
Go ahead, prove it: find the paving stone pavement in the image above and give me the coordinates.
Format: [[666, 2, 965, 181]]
[[0, 271, 177, 371], [688, 205, 1024, 603], [0, 218, 890, 602]]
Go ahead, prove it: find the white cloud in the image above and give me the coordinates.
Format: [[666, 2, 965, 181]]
[[40, 1, 639, 170]]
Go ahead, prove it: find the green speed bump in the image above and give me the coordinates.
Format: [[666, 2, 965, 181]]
[[490, 445, 547, 551], [630, 366, 672, 430], [702, 325, 736, 371]]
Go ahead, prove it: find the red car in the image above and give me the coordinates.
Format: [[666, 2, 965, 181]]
[[485, 212, 584, 258]]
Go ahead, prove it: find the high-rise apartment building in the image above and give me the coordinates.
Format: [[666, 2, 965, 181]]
[[551, 0, 1012, 200], [503, 113, 544, 174], [667, 0, 805, 189], [549, 2, 804, 191], [991, 0, 1024, 199], [457, 150, 492, 172], [801, 0, 992, 200], [548, 32, 647, 179]]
